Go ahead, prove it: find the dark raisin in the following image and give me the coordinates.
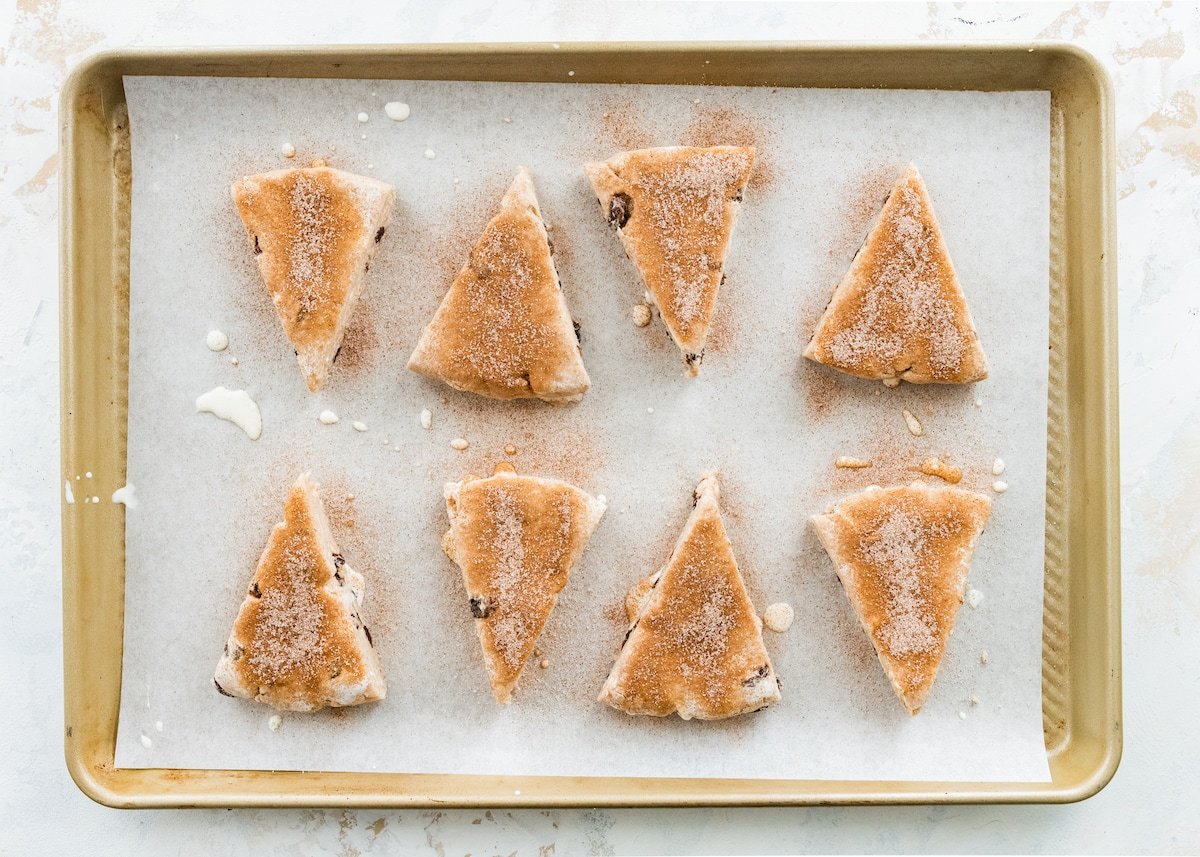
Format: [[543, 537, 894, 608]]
[[374, 226, 385, 243], [742, 665, 770, 687], [363, 625, 373, 646], [231, 644, 244, 661], [608, 192, 632, 229], [253, 235, 261, 255], [333, 346, 342, 363], [332, 553, 345, 567], [573, 320, 581, 344], [685, 351, 704, 369], [249, 581, 261, 598], [733, 192, 743, 203], [469, 596, 492, 619], [213, 679, 234, 697], [720, 273, 727, 286], [329, 664, 342, 679], [334, 568, 344, 584]]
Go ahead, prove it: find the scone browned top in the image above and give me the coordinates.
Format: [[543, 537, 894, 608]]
[[232, 168, 366, 378], [605, 476, 776, 719], [806, 164, 987, 384], [819, 484, 991, 708], [409, 170, 588, 401], [449, 471, 597, 694], [589, 146, 754, 354], [230, 481, 367, 696]]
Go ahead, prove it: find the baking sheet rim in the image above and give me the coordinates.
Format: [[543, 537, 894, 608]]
[[59, 40, 1120, 808]]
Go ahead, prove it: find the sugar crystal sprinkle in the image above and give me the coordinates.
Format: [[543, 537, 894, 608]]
[[318, 410, 339, 425], [268, 714, 282, 731], [860, 503, 953, 659], [631, 149, 751, 332], [450, 437, 469, 451], [825, 179, 968, 379], [992, 457, 1006, 475], [902, 409, 923, 437], [420, 408, 432, 430], [992, 480, 1008, 494], [352, 421, 368, 432]]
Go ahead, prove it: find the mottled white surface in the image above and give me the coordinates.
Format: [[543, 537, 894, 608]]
[[1, 1, 1196, 853]]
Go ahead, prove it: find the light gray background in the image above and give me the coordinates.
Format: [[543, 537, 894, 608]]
[[2, 1, 1196, 853]]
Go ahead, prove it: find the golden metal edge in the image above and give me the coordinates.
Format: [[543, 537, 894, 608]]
[[59, 40, 1120, 808]]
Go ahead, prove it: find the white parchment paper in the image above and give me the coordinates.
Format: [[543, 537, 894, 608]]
[[116, 75, 1051, 782]]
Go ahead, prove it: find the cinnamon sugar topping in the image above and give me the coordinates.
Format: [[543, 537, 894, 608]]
[[858, 503, 955, 658], [445, 471, 604, 701], [246, 528, 334, 682], [807, 165, 987, 385], [407, 170, 590, 402], [827, 182, 965, 375], [631, 150, 752, 330]]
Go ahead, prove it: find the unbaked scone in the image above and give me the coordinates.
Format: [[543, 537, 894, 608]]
[[810, 481, 992, 714], [598, 472, 780, 720], [213, 473, 386, 711], [407, 168, 591, 403], [584, 146, 755, 375], [803, 164, 987, 386], [231, 166, 395, 392], [442, 463, 606, 702]]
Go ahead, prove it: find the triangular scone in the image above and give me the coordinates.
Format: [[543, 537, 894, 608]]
[[803, 164, 988, 386], [810, 482, 992, 714], [584, 146, 755, 375], [599, 472, 781, 720], [232, 165, 395, 392], [213, 474, 386, 711], [407, 168, 591, 403], [442, 463, 606, 702]]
